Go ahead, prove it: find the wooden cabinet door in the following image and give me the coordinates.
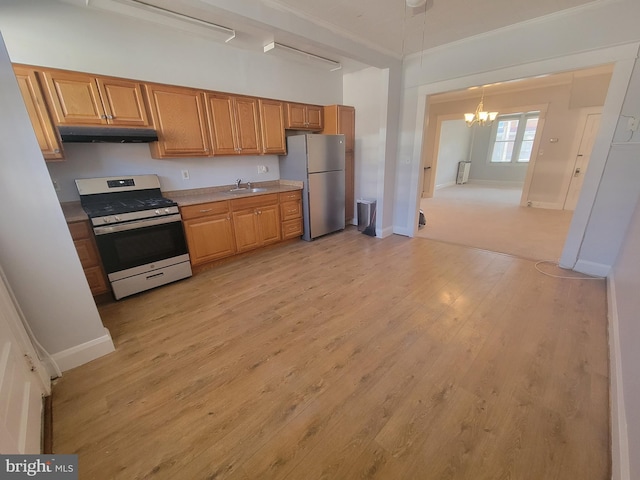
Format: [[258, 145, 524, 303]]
[[95, 78, 149, 126], [338, 106, 355, 152], [234, 96, 262, 155], [345, 150, 355, 223], [41, 70, 106, 125], [257, 204, 281, 245], [13, 66, 63, 161], [259, 99, 286, 154], [208, 94, 262, 156], [207, 93, 237, 156], [232, 209, 261, 253], [306, 105, 324, 130], [285, 103, 307, 129], [183, 214, 235, 265], [146, 84, 211, 158]]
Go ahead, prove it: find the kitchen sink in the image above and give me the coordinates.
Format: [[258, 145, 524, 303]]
[[228, 187, 268, 194]]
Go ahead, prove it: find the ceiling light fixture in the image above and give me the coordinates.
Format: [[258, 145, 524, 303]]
[[108, 0, 236, 42], [464, 91, 498, 127], [264, 42, 342, 72]]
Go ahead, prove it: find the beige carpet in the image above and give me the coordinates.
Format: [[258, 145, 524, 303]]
[[416, 184, 574, 262]]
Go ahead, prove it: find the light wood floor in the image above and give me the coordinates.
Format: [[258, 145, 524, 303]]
[[52, 227, 610, 479]]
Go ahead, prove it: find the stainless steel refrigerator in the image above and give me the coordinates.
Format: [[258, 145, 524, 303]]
[[279, 134, 345, 241]]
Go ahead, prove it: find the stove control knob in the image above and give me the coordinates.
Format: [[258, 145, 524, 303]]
[[155, 209, 161, 215], [102, 217, 110, 224], [164, 208, 171, 214], [114, 216, 121, 222]]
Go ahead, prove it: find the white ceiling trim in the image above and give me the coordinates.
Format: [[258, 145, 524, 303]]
[[404, 0, 617, 62]]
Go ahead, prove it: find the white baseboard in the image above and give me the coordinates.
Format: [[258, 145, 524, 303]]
[[378, 225, 394, 238], [435, 181, 456, 190], [608, 275, 630, 480], [526, 200, 563, 210], [51, 328, 115, 372], [466, 179, 525, 188], [573, 259, 611, 277], [392, 225, 413, 237]]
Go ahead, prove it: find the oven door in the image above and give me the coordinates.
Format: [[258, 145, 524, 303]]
[[93, 214, 189, 276]]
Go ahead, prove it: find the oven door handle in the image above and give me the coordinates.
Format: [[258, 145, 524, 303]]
[[93, 214, 183, 235]]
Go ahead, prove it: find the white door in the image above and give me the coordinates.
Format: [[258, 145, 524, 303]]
[[0, 271, 50, 454], [564, 113, 601, 210]]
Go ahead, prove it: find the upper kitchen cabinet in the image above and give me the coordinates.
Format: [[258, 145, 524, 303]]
[[207, 93, 262, 156], [259, 99, 286, 154], [41, 69, 149, 126], [13, 65, 63, 161], [323, 105, 356, 223], [284, 102, 323, 131], [145, 83, 211, 158]]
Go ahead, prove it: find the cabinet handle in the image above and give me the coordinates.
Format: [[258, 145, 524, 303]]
[[100, 115, 107, 119], [199, 209, 213, 213], [107, 114, 114, 119], [287, 209, 297, 214], [53, 149, 60, 153]]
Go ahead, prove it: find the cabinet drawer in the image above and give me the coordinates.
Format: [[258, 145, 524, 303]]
[[282, 219, 303, 239], [181, 200, 230, 220], [230, 193, 278, 211], [279, 190, 302, 203], [280, 200, 301, 221]]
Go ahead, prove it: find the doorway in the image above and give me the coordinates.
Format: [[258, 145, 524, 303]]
[[417, 65, 612, 260]]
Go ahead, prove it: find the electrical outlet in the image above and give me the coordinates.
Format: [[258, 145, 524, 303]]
[[181, 170, 190, 180], [52, 179, 60, 191], [628, 117, 639, 132], [257, 165, 268, 174]]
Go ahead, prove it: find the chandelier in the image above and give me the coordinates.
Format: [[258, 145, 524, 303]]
[[464, 91, 498, 127]]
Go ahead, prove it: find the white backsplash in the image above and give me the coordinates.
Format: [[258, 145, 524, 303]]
[[47, 142, 281, 202]]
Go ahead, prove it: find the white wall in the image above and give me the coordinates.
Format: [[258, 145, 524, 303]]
[[610, 194, 640, 480], [344, 65, 401, 236], [435, 120, 470, 187], [570, 58, 640, 274], [0, 33, 114, 371], [0, 0, 343, 199]]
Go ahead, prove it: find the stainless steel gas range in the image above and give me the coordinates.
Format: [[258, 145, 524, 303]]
[[75, 174, 192, 300]]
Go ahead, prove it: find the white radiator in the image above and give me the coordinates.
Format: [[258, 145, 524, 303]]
[[456, 161, 471, 184]]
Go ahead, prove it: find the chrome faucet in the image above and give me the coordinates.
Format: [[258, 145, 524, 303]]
[[247, 182, 252, 189], [235, 178, 242, 189]]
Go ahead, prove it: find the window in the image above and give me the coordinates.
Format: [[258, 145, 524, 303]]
[[489, 112, 539, 163]]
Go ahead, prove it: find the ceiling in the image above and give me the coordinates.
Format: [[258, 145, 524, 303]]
[[261, 0, 599, 58], [69, 0, 603, 70]]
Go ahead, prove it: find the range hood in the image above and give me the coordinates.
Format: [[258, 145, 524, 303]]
[[58, 126, 159, 143]]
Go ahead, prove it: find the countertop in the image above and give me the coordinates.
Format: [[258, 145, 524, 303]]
[[60, 180, 304, 222]]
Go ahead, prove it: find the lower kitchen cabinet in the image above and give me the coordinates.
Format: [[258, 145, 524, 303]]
[[180, 190, 301, 269], [67, 220, 109, 296], [279, 190, 303, 239], [181, 201, 236, 265], [231, 194, 281, 253]]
